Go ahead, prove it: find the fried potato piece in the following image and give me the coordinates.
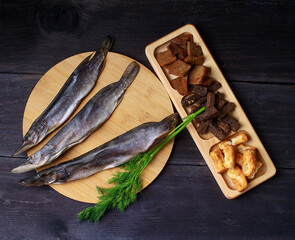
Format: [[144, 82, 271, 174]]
[[210, 148, 227, 173], [237, 144, 256, 154], [236, 153, 244, 167], [227, 166, 248, 192], [231, 132, 248, 145], [223, 145, 237, 169], [242, 149, 256, 176], [218, 140, 232, 150], [247, 161, 262, 180]]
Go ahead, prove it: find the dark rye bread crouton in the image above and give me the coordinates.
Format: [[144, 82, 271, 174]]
[[188, 65, 210, 85], [156, 49, 177, 66], [215, 92, 224, 104], [181, 93, 201, 107], [184, 42, 204, 65], [208, 122, 226, 140], [217, 119, 231, 134], [172, 33, 193, 46], [222, 115, 240, 132], [168, 42, 187, 60], [195, 106, 219, 122], [219, 102, 235, 118], [197, 121, 210, 135], [188, 104, 205, 115], [200, 77, 214, 87], [187, 42, 203, 57], [170, 76, 188, 95], [207, 81, 222, 92], [184, 55, 204, 65], [195, 96, 207, 107], [192, 85, 207, 97], [216, 98, 228, 110], [165, 59, 191, 77], [206, 92, 215, 109]]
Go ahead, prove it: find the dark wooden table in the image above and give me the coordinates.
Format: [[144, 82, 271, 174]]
[[1, 1, 294, 239]]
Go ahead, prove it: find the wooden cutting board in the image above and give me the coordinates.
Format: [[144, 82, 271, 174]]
[[22, 52, 174, 203]]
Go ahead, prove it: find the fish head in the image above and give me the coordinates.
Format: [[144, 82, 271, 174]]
[[18, 166, 69, 186], [12, 122, 48, 157]]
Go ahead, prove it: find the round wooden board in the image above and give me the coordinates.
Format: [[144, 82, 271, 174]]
[[23, 52, 174, 203]]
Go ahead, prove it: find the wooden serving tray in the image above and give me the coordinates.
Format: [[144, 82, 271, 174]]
[[145, 24, 276, 199], [23, 52, 174, 203]]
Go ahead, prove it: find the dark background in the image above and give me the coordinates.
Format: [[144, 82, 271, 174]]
[[0, 0, 295, 239]]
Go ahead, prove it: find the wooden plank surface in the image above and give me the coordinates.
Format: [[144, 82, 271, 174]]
[[0, 0, 294, 239]]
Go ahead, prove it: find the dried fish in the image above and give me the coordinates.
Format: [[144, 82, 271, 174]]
[[12, 36, 113, 156], [19, 113, 179, 186], [12, 61, 139, 173]]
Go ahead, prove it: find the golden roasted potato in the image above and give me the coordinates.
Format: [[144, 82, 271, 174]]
[[210, 148, 227, 173], [227, 166, 248, 192], [223, 145, 237, 169], [218, 140, 232, 150], [231, 132, 248, 145], [247, 161, 262, 179], [237, 144, 256, 154], [236, 153, 244, 167], [242, 149, 256, 176]]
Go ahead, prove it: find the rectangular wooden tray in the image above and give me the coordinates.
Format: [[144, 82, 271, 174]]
[[145, 24, 276, 199]]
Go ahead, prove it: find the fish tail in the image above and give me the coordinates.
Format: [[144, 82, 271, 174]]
[[162, 113, 179, 130], [119, 61, 140, 88], [92, 36, 113, 59], [99, 35, 113, 51]]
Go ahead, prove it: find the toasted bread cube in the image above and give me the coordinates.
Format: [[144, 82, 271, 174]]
[[242, 149, 257, 176], [168, 42, 187, 60], [206, 92, 215, 109], [219, 140, 232, 150], [170, 76, 188, 95], [172, 33, 193, 46], [156, 49, 177, 66], [200, 77, 214, 87], [236, 153, 244, 167], [247, 161, 263, 179], [237, 144, 256, 154], [165, 59, 191, 77], [187, 42, 203, 56], [231, 132, 248, 145], [223, 145, 237, 168], [210, 148, 227, 173], [184, 55, 204, 65], [217, 119, 231, 135], [227, 166, 248, 192], [188, 65, 210, 85]]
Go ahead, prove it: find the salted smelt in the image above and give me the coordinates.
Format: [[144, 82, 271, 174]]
[[12, 61, 140, 173], [12, 36, 113, 157], [19, 113, 179, 186]]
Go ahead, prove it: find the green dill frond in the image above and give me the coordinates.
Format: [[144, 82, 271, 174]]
[[77, 107, 205, 223]]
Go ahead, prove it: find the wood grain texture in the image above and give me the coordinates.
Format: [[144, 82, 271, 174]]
[[21, 52, 174, 203], [1, 159, 294, 240], [0, 1, 294, 83], [0, 0, 295, 239]]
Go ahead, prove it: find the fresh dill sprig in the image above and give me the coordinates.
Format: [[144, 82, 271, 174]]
[[78, 107, 206, 223]]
